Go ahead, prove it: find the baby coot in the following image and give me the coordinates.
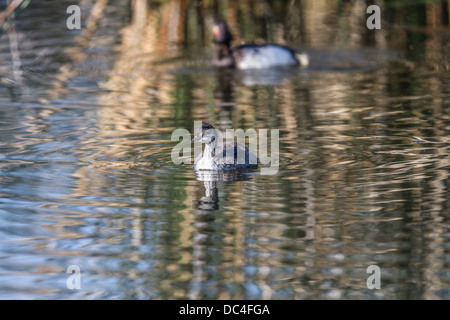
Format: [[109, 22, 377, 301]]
[[192, 122, 259, 171], [212, 19, 309, 69]]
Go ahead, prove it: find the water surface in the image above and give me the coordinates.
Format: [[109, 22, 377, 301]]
[[0, 0, 449, 299]]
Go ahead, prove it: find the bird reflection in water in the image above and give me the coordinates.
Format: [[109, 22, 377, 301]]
[[193, 169, 258, 213]]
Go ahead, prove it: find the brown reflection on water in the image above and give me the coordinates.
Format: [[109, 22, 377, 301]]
[[0, 0, 449, 299], [68, 0, 450, 299]]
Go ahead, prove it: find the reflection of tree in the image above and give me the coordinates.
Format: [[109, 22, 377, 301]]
[[75, 0, 450, 299], [3, 0, 449, 299]]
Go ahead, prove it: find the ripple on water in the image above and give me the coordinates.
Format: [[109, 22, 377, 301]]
[[0, 0, 449, 300]]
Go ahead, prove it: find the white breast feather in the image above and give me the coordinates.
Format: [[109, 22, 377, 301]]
[[237, 45, 298, 70]]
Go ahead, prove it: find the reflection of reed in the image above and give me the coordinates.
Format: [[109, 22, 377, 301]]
[[7, 24, 22, 83], [12, 0, 449, 299], [0, 0, 28, 26], [0, 0, 29, 85], [101, 0, 449, 299], [48, 0, 110, 99]]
